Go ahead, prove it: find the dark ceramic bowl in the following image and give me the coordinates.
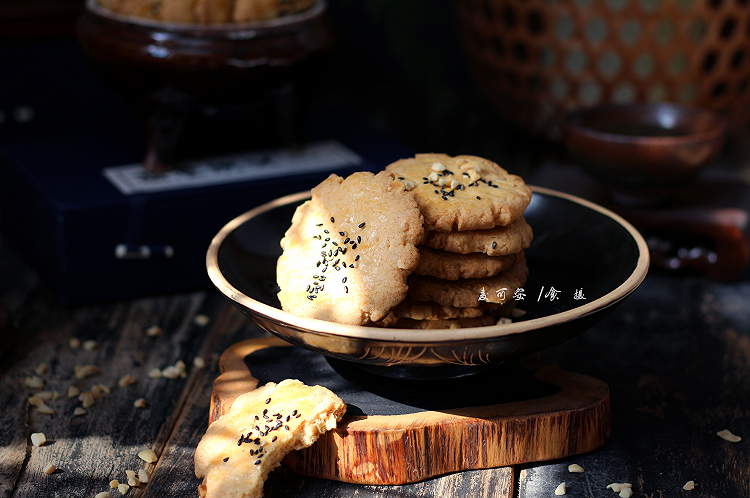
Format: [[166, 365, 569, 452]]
[[206, 186, 649, 379], [76, 0, 334, 170], [563, 103, 727, 202]]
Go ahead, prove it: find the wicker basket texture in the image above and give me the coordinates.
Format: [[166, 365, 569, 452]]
[[458, 0, 750, 138]]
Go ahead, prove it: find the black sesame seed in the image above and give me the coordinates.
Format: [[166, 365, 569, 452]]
[[324, 237, 330, 241], [330, 217, 335, 222], [344, 237, 350, 244], [254, 415, 259, 420], [321, 243, 326, 248], [349, 264, 354, 268], [224, 457, 229, 462], [255, 460, 262, 465], [237, 439, 242, 446], [442, 196, 447, 200], [434, 190, 439, 194], [263, 408, 267, 415], [339, 231, 346, 236], [316, 223, 323, 226], [272, 436, 277, 442], [358, 222, 365, 228], [286, 415, 291, 421], [355, 255, 360, 261], [342, 277, 347, 283], [352, 243, 357, 249], [254, 438, 260, 444], [492, 242, 497, 249], [324, 229, 329, 234], [265, 398, 271, 404], [477, 196, 481, 200], [292, 410, 297, 416], [344, 286, 349, 293], [285, 425, 290, 430], [295, 413, 301, 418], [357, 236, 361, 243]]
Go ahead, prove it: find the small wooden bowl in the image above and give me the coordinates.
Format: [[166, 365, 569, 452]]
[[563, 103, 727, 203]]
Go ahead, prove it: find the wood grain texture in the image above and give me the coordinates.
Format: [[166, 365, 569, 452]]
[[211, 338, 610, 485]]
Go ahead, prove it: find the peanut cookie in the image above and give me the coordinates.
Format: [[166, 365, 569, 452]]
[[415, 246, 522, 280], [374, 314, 498, 329], [424, 217, 533, 256], [195, 379, 346, 498], [407, 257, 529, 308], [386, 297, 490, 320], [277, 171, 424, 325], [385, 153, 532, 232], [233, 0, 315, 21]]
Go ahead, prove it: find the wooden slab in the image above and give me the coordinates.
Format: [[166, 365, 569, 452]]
[[210, 337, 611, 485]]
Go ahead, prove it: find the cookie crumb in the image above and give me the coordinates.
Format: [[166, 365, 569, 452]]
[[95, 492, 113, 498], [30, 433, 46, 447], [555, 482, 566, 495], [118, 483, 130, 494], [138, 469, 150, 483], [69, 337, 81, 349], [79, 392, 96, 408], [619, 488, 633, 498], [83, 340, 98, 351], [568, 464, 584, 473], [74, 364, 101, 380], [68, 385, 80, 398], [511, 308, 527, 318], [118, 374, 135, 387], [193, 357, 206, 369], [193, 314, 211, 326], [717, 429, 741, 442], [606, 483, 632, 493], [431, 162, 447, 172], [43, 464, 56, 474], [37, 402, 55, 415], [24, 375, 44, 389], [147, 368, 163, 379], [74, 407, 87, 416], [138, 448, 158, 463], [683, 481, 695, 490], [146, 325, 163, 337], [497, 317, 512, 325], [109, 480, 120, 489], [35, 362, 49, 376], [402, 180, 416, 191], [134, 398, 147, 408]]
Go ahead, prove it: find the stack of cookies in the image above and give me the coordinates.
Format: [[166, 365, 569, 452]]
[[98, 0, 315, 23], [275, 154, 533, 329], [380, 154, 533, 329]]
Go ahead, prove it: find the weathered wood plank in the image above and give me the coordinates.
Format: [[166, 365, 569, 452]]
[[522, 274, 750, 497], [0, 291, 219, 498]]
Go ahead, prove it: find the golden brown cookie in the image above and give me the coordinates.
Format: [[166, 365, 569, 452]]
[[233, 0, 315, 21], [109, 0, 161, 19], [277, 171, 424, 325], [407, 257, 529, 308], [161, 0, 197, 21], [415, 246, 522, 280], [386, 297, 490, 320], [193, 0, 233, 22], [423, 216, 533, 256], [374, 314, 498, 329], [194, 379, 346, 498], [385, 153, 532, 232]]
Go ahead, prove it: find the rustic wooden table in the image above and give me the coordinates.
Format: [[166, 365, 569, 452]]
[[1, 221, 749, 498]]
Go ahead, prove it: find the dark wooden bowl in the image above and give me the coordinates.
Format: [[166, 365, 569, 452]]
[[563, 103, 727, 203], [76, 0, 334, 170]]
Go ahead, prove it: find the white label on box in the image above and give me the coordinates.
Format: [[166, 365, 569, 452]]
[[102, 140, 364, 195]]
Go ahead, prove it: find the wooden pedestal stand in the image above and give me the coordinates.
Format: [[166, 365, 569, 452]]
[[210, 337, 610, 485]]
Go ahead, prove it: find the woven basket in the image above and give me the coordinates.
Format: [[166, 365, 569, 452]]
[[458, 0, 750, 139]]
